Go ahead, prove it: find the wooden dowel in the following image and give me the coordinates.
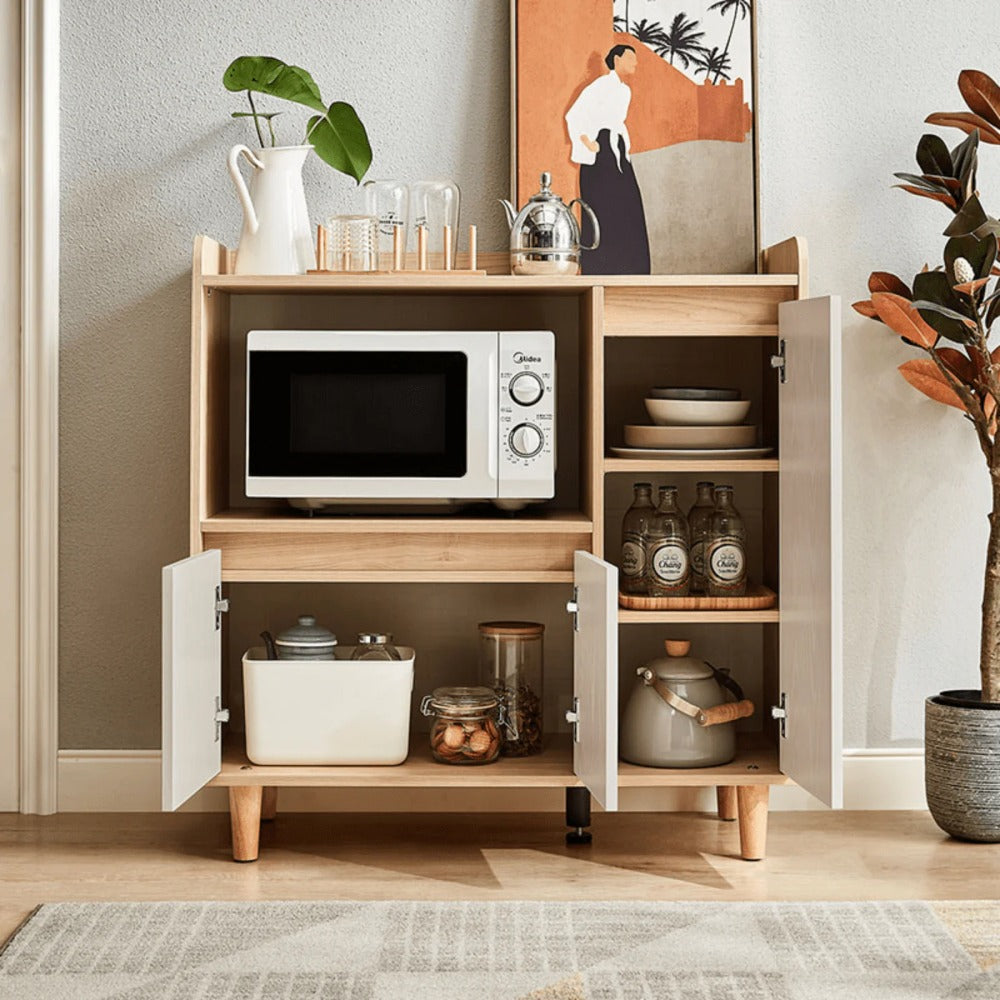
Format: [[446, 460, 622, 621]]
[[443, 224, 453, 271], [316, 224, 327, 271], [417, 226, 427, 271], [468, 225, 478, 271], [392, 225, 403, 271]]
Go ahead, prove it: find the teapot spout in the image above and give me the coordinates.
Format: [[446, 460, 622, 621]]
[[499, 198, 516, 228]]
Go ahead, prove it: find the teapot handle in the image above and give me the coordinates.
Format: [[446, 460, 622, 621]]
[[228, 144, 264, 235], [570, 197, 601, 251]]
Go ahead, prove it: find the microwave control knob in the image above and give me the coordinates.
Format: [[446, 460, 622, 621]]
[[509, 371, 545, 406], [509, 423, 544, 458]]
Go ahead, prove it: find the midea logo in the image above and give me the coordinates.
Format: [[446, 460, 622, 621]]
[[513, 352, 541, 364]]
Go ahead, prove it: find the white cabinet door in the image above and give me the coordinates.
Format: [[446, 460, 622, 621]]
[[778, 296, 843, 807], [571, 551, 619, 811], [162, 549, 223, 810]]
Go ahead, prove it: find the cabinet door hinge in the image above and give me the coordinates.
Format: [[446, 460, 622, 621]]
[[771, 693, 787, 738], [215, 585, 230, 630], [771, 339, 787, 383], [566, 587, 580, 632], [565, 697, 581, 743], [214, 696, 230, 742]]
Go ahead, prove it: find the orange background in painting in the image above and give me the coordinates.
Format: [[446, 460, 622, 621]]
[[515, 0, 752, 204]]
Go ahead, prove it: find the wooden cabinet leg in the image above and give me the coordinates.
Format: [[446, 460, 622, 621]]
[[736, 785, 769, 861], [261, 786, 278, 822], [229, 786, 263, 862], [716, 786, 737, 822]]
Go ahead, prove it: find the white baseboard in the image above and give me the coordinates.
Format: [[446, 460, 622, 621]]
[[56, 747, 928, 813]]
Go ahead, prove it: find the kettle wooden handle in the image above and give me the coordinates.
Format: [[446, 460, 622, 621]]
[[698, 700, 755, 727]]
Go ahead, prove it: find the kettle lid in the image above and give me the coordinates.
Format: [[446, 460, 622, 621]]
[[644, 639, 713, 681], [528, 171, 561, 203]]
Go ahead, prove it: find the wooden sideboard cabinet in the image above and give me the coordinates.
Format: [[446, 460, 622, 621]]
[[163, 236, 841, 862]]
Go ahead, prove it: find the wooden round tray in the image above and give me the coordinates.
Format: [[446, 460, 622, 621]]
[[619, 583, 777, 611]]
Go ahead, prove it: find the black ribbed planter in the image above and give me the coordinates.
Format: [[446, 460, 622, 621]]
[[925, 691, 1000, 842]]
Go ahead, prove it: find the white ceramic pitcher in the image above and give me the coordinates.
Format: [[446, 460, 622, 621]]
[[228, 144, 317, 275]]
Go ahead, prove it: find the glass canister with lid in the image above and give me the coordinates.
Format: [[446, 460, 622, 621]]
[[350, 633, 401, 660], [421, 686, 505, 764], [477, 621, 544, 757]]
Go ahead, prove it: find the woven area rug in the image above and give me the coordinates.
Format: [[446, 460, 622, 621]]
[[2, 900, 999, 999]]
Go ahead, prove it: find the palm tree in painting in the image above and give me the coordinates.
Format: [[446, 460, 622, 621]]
[[692, 46, 732, 82], [613, 14, 627, 31], [629, 18, 667, 49], [708, 0, 751, 82], [654, 13, 706, 70]]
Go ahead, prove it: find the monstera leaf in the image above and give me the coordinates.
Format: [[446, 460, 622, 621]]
[[223, 56, 325, 112], [307, 103, 372, 184]]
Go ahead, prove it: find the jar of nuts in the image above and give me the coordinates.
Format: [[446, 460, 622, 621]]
[[420, 686, 505, 765]]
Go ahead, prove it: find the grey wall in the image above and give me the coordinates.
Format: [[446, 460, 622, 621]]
[[60, 0, 1000, 749]]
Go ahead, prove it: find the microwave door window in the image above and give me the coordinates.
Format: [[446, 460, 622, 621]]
[[248, 351, 468, 478]]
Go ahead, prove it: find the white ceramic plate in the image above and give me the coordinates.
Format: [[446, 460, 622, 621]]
[[610, 446, 774, 459], [624, 424, 757, 449], [644, 398, 751, 426]]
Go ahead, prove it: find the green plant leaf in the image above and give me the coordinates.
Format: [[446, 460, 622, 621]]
[[306, 102, 372, 183], [959, 70, 1000, 129], [917, 134, 954, 177], [230, 111, 282, 120], [945, 234, 998, 283], [894, 171, 952, 193], [945, 193, 988, 237], [223, 56, 325, 112], [951, 129, 980, 199]]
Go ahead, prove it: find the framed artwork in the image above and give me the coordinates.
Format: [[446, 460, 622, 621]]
[[512, 0, 758, 275]]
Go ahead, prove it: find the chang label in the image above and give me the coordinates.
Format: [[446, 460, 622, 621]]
[[620, 538, 645, 578], [707, 537, 746, 587], [651, 542, 689, 585]]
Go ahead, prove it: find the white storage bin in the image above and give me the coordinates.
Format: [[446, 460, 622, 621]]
[[242, 646, 415, 765]]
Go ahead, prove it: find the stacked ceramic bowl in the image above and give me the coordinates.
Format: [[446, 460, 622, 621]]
[[614, 388, 771, 458]]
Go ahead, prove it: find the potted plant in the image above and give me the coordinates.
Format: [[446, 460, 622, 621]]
[[222, 56, 373, 274], [854, 69, 1000, 841]]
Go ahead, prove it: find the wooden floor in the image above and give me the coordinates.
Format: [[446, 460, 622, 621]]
[[3, 809, 999, 946]]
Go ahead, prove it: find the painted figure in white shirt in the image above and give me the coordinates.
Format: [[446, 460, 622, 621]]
[[564, 45, 650, 274]]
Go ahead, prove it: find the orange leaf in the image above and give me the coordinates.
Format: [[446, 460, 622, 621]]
[[868, 272, 911, 297], [955, 276, 993, 294], [958, 70, 1000, 130], [899, 359, 965, 410], [925, 110, 1000, 144], [894, 184, 957, 209], [852, 299, 879, 319], [872, 292, 940, 349], [937, 347, 976, 380]]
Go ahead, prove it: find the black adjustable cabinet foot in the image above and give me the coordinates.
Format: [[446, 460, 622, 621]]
[[565, 787, 593, 845]]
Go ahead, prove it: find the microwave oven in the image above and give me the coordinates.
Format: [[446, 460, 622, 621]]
[[245, 330, 556, 511]]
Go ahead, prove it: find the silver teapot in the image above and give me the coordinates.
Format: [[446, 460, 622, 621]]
[[500, 172, 600, 275]]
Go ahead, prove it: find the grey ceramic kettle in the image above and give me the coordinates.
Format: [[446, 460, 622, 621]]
[[620, 640, 755, 768]]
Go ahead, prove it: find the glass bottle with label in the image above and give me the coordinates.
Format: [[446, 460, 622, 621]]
[[687, 481, 715, 594], [645, 486, 690, 597], [620, 482, 654, 595], [706, 485, 747, 597]]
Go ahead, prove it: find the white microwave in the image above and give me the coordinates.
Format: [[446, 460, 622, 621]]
[[245, 330, 556, 510]]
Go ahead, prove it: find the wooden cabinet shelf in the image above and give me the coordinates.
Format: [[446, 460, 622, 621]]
[[603, 457, 779, 474], [201, 508, 592, 583], [212, 735, 788, 789], [618, 607, 780, 624]]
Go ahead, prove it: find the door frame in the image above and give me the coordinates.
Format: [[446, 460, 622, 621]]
[[17, 0, 60, 814]]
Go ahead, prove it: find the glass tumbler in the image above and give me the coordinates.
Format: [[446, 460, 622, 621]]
[[363, 179, 408, 270], [326, 214, 377, 272], [410, 179, 461, 269], [477, 621, 544, 757]]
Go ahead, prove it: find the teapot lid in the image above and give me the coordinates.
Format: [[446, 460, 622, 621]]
[[275, 614, 337, 648], [528, 171, 562, 203], [644, 639, 713, 681]]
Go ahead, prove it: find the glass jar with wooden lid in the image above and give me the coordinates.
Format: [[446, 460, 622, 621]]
[[478, 621, 544, 757]]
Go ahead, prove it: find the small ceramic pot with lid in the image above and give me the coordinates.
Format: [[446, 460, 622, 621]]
[[620, 640, 755, 768], [273, 614, 338, 661]]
